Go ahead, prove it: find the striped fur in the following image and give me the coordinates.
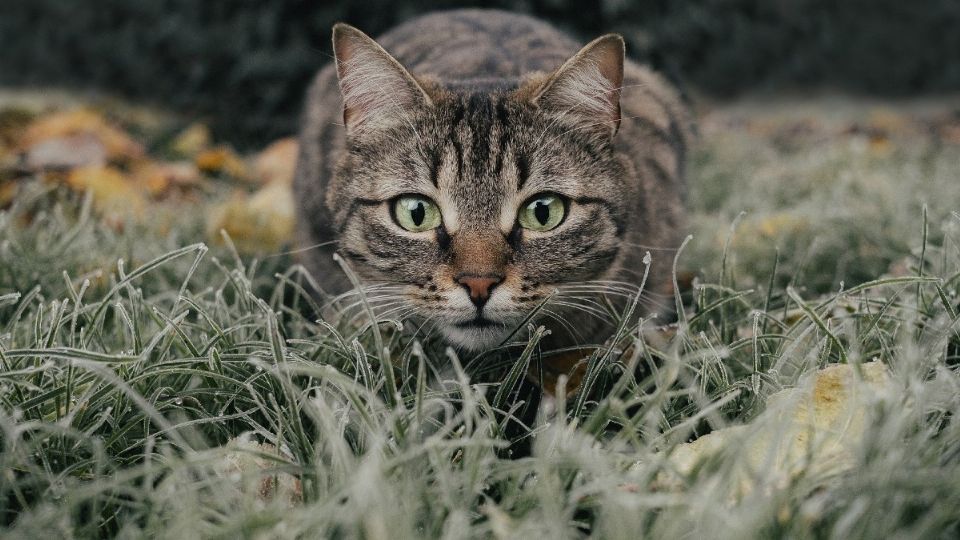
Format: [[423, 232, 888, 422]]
[[294, 9, 693, 351]]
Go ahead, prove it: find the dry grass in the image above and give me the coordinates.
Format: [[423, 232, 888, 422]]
[[1, 95, 959, 538]]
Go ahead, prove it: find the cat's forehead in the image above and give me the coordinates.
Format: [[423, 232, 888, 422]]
[[431, 92, 528, 224], [352, 89, 596, 225]]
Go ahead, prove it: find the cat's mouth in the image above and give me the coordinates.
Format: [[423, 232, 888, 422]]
[[441, 313, 518, 350], [453, 316, 499, 329]]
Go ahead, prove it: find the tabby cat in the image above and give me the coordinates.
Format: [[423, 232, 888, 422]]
[[293, 9, 691, 355]]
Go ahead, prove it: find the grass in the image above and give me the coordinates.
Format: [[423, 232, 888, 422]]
[[2, 96, 960, 538]]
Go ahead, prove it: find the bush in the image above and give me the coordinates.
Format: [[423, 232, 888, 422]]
[[2, 0, 958, 145]]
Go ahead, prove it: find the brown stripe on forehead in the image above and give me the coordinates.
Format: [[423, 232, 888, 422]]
[[466, 93, 496, 177], [515, 153, 530, 191], [427, 146, 442, 188], [493, 98, 512, 177], [446, 100, 466, 184], [438, 92, 514, 224]]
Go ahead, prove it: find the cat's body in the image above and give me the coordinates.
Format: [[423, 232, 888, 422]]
[[294, 9, 691, 353]]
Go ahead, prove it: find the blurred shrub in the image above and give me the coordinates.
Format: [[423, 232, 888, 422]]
[[2, 0, 958, 145]]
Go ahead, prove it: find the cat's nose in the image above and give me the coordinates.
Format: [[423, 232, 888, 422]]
[[456, 274, 503, 307]]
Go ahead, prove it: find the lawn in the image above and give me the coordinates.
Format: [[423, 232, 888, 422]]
[[1, 93, 959, 538]]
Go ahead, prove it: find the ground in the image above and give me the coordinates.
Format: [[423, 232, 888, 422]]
[[1, 91, 959, 538]]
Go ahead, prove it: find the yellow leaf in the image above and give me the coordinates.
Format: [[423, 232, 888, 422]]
[[170, 123, 212, 157], [21, 109, 144, 163], [207, 182, 294, 253], [67, 165, 146, 223], [652, 362, 892, 496], [0, 181, 18, 207], [130, 160, 202, 198], [253, 137, 298, 185], [196, 146, 249, 181]]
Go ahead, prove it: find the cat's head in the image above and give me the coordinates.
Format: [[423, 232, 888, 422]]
[[329, 24, 632, 351]]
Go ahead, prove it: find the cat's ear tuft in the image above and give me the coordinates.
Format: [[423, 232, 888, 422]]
[[332, 23, 432, 136], [532, 34, 625, 138]]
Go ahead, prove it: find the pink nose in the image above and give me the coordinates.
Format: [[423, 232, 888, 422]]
[[456, 275, 502, 307]]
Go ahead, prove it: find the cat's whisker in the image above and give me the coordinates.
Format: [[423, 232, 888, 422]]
[[341, 298, 409, 323], [397, 314, 436, 356], [417, 316, 447, 345], [540, 308, 587, 344], [345, 304, 421, 340], [265, 239, 340, 258], [554, 291, 623, 310], [554, 280, 674, 314], [342, 301, 407, 323], [326, 285, 397, 305], [546, 297, 616, 321], [556, 283, 638, 294], [559, 278, 649, 294], [561, 288, 669, 310], [335, 294, 406, 313], [325, 284, 408, 309], [555, 298, 621, 313], [555, 286, 638, 299], [375, 305, 421, 322], [618, 240, 681, 252], [337, 297, 408, 323]]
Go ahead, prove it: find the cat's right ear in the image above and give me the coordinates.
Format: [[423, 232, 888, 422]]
[[332, 23, 432, 136], [531, 34, 624, 138]]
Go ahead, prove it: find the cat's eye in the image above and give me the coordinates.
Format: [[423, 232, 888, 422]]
[[518, 193, 566, 232], [392, 195, 442, 232]]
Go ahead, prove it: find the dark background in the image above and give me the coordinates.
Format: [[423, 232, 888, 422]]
[[3, 0, 958, 146]]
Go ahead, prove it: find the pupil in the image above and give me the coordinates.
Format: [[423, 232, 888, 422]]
[[411, 202, 425, 226], [534, 201, 550, 225]]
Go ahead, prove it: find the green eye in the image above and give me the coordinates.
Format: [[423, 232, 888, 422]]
[[518, 193, 565, 231], [393, 195, 442, 232]]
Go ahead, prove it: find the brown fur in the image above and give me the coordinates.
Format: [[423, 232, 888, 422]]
[[293, 9, 693, 352]]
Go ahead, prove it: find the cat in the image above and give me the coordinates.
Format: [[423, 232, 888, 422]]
[[293, 9, 692, 360]]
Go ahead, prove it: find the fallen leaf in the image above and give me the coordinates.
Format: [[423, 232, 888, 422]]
[[66, 165, 146, 223], [213, 434, 302, 506], [867, 107, 910, 136], [196, 145, 249, 180], [868, 134, 893, 156], [0, 107, 35, 149], [207, 181, 294, 253], [253, 137, 299, 185], [157, 433, 301, 515], [23, 133, 107, 170], [649, 361, 892, 496], [130, 160, 203, 198], [20, 108, 144, 163], [0, 181, 17, 207], [170, 122, 211, 157], [939, 123, 960, 145]]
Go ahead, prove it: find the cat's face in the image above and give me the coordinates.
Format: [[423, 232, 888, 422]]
[[329, 25, 628, 350]]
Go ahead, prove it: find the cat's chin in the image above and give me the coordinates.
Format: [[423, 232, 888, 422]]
[[440, 323, 514, 352]]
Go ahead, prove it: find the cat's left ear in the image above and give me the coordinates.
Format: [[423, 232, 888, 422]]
[[332, 23, 432, 136], [531, 34, 625, 138]]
